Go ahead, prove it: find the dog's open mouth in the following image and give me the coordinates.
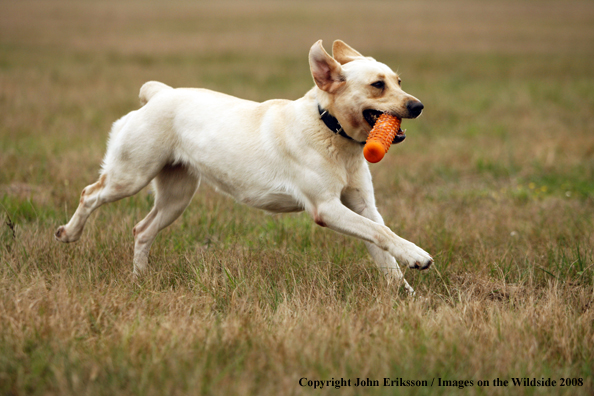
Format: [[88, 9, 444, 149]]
[[363, 109, 406, 143]]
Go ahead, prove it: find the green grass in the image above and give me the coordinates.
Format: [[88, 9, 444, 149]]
[[1, 0, 594, 395]]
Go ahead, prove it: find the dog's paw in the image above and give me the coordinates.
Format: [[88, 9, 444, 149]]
[[409, 256, 433, 270], [383, 268, 416, 295], [396, 242, 433, 271], [54, 226, 79, 243]]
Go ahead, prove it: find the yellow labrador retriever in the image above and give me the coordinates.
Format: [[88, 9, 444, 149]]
[[55, 40, 433, 294]]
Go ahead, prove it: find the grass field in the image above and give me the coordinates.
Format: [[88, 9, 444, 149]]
[[1, 0, 593, 395]]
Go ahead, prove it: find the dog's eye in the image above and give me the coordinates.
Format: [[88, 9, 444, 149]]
[[397, 78, 402, 87], [371, 81, 385, 89]]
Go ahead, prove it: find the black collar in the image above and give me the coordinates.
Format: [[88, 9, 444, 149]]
[[318, 104, 365, 144]]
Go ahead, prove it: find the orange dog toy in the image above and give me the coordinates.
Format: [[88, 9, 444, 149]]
[[363, 114, 402, 163]]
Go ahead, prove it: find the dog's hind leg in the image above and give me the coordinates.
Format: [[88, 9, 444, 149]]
[[132, 164, 199, 276], [54, 165, 161, 244], [55, 114, 167, 244]]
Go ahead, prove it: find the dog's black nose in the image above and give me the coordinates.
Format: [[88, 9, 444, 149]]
[[406, 101, 424, 118]]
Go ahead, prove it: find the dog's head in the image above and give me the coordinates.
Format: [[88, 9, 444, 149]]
[[309, 40, 423, 143]]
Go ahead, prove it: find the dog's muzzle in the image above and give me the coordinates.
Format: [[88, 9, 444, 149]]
[[406, 100, 424, 118]]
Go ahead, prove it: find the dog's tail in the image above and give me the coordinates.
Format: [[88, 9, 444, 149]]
[[139, 81, 173, 106]]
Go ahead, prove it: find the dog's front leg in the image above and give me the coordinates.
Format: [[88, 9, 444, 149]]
[[313, 197, 432, 291], [340, 192, 415, 294]]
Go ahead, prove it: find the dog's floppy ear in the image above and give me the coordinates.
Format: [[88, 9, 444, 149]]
[[309, 40, 345, 93], [332, 40, 364, 65]]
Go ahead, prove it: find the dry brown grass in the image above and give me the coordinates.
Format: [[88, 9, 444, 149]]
[[1, 1, 593, 395]]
